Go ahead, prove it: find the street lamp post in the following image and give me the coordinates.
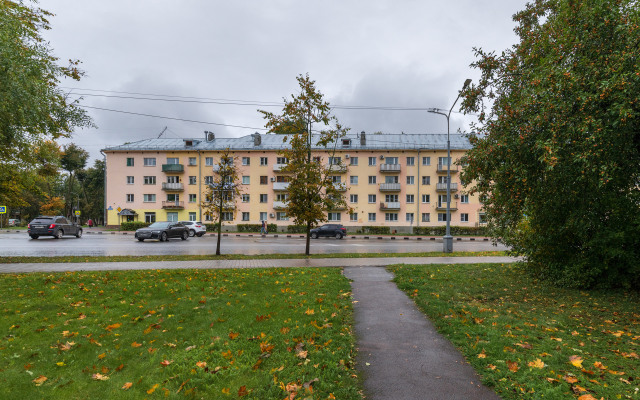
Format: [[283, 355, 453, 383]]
[[428, 79, 472, 253]]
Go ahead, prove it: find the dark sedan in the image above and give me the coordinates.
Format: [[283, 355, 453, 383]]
[[310, 224, 347, 239], [28, 216, 82, 239], [135, 221, 189, 242]]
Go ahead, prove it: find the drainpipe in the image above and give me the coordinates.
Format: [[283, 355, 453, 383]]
[[198, 150, 202, 221], [416, 149, 421, 229]]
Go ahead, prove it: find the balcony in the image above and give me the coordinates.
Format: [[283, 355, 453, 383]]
[[273, 163, 288, 172], [436, 163, 459, 173], [333, 182, 347, 191], [380, 201, 401, 210], [380, 163, 401, 173], [436, 183, 458, 192], [379, 183, 401, 192], [326, 164, 347, 173], [273, 182, 290, 191], [162, 182, 184, 191], [162, 164, 184, 173], [436, 201, 458, 211], [162, 201, 184, 209], [273, 201, 288, 210]]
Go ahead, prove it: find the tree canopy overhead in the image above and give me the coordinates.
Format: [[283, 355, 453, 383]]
[[460, 0, 640, 288]]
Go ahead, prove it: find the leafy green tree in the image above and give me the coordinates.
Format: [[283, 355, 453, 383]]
[[260, 74, 350, 255], [200, 149, 241, 255], [77, 159, 105, 225], [61, 143, 88, 217], [460, 0, 640, 288]]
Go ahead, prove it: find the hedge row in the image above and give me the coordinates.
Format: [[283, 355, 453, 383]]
[[120, 221, 149, 231], [412, 225, 487, 236]]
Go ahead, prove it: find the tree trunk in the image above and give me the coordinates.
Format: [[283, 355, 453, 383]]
[[305, 221, 311, 256]]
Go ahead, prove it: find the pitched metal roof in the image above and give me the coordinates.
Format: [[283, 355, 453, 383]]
[[102, 132, 472, 152]]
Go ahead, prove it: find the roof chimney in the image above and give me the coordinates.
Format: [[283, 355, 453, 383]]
[[253, 132, 261, 146], [360, 131, 366, 146], [205, 131, 215, 142]]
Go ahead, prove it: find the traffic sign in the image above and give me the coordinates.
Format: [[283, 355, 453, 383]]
[[117, 207, 122, 213], [0, 206, 6, 214], [75, 210, 81, 216]]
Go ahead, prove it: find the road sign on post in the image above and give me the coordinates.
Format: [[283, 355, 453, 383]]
[[0, 206, 6, 214], [75, 210, 81, 216]]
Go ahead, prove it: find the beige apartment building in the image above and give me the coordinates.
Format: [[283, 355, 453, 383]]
[[102, 132, 483, 232]]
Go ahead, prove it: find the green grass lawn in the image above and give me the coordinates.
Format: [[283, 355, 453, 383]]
[[0, 268, 361, 399], [392, 263, 640, 400]]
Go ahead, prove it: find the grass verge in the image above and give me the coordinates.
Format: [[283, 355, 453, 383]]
[[391, 263, 639, 400], [0, 268, 360, 399], [0, 251, 505, 264]]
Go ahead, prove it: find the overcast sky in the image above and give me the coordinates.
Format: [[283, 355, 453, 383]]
[[42, 1, 528, 162]]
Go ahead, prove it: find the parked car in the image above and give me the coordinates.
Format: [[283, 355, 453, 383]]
[[310, 224, 347, 239], [179, 221, 206, 237], [27, 216, 82, 239], [8, 219, 19, 227], [135, 221, 189, 242]]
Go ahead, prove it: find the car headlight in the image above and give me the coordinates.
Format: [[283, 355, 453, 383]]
[[152, 230, 161, 234]]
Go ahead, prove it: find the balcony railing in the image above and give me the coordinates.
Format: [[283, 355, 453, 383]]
[[333, 183, 347, 191], [436, 182, 458, 192], [162, 201, 184, 209], [436, 201, 458, 211], [380, 164, 401, 173], [436, 163, 459, 173], [273, 201, 288, 210], [379, 201, 401, 210], [162, 182, 184, 191], [273, 163, 288, 172], [162, 164, 184, 173], [326, 164, 347, 173], [273, 182, 290, 191], [379, 183, 401, 192]]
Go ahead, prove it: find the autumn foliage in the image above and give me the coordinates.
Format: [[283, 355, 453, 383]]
[[460, 0, 640, 288]]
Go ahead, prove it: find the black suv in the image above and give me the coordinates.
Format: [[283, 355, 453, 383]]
[[310, 224, 347, 239], [28, 216, 82, 239]]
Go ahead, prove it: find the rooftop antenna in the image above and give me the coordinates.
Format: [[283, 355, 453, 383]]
[[157, 126, 168, 138]]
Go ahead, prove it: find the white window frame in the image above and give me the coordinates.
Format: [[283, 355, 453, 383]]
[[368, 194, 376, 204], [368, 213, 376, 222], [127, 176, 134, 184], [350, 194, 358, 203], [143, 194, 156, 203], [242, 176, 250, 185], [143, 157, 156, 166], [126, 194, 134, 203], [205, 157, 214, 166]]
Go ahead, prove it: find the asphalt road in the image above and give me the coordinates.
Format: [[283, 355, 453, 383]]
[[0, 231, 508, 257]]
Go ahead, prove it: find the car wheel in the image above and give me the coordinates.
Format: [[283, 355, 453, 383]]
[[181, 231, 188, 240], [311, 232, 318, 239], [30, 235, 39, 239], [55, 229, 63, 239], [75, 229, 83, 238], [335, 233, 343, 239], [189, 229, 195, 237], [137, 238, 144, 242], [196, 232, 204, 237], [160, 232, 167, 242]]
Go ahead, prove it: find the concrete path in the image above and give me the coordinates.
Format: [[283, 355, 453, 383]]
[[345, 266, 501, 399], [0, 256, 516, 273]]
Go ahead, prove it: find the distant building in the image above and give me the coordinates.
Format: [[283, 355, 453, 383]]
[[102, 132, 484, 232]]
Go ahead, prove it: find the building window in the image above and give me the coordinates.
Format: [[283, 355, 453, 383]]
[[422, 194, 430, 203], [368, 176, 377, 184], [406, 194, 414, 203], [479, 213, 487, 224], [461, 213, 469, 222], [328, 212, 341, 221], [242, 176, 250, 185], [350, 156, 358, 166], [260, 212, 267, 221], [385, 213, 398, 221], [242, 157, 250, 166], [438, 156, 451, 166], [385, 194, 398, 203], [127, 157, 134, 167], [276, 157, 288, 165], [406, 157, 415, 166], [127, 176, 134, 184], [188, 157, 197, 166], [422, 156, 431, 166], [385, 157, 398, 165], [242, 194, 250, 203], [142, 176, 155, 185], [368, 157, 377, 166], [221, 212, 233, 221], [166, 157, 179, 165], [460, 194, 469, 204], [189, 176, 196, 185], [350, 213, 358, 222], [204, 176, 213, 185], [165, 212, 177, 222], [406, 213, 414, 223], [142, 157, 154, 166], [422, 213, 430, 222], [406, 176, 414, 185], [276, 212, 289, 221], [143, 194, 155, 202], [205, 157, 214, 166], [438, 213, 448, 222], [368, 194, 376, 203], [350, 194, 358, 203], [260, 176, 268, 185], [126, 194, 134, 202], [145, 212, 156, 223], [350, 176, 358, 185], [189, 194, 197, 203], [260, 157, 268, 166], [242, 212, 250, 221], [368, 213, 376, 222], [422, 176, 431, 185], [259, 194, 268, 203], [328, 156, 341, 165]]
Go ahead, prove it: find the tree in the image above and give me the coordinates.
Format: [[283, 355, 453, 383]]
[[260, 74, 350, 255], [61, 143, 88, 217], [200, 149, 241, 255], [78, 159, 105, 225], [460, 0, 640, 288]]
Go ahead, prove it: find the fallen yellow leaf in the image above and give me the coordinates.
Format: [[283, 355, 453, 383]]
[[122, 382, 133, 390], [528, 358, 545, 369], [92, 373, 109, 381], [147, 383, 159, 394], [569, 355, 583, 368], [196, 361, 207, 369], [131, 341, 142, 348], [33, 375, 47, 386]]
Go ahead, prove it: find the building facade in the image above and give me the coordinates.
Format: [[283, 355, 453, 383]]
[[102, 132, 483, 232]]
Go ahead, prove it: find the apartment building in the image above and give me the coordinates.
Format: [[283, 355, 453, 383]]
[[102, 132, 483, 231]]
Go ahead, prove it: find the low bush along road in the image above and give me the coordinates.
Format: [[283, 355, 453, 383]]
[[392, 263, 640, 400], [0, 268, 359, 399]]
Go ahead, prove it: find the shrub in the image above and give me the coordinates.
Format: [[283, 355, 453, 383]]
[[413, 226, 487, 236], [357, 226, 391, 235], [120, 221, 149, 231], [286, 225, 307, 234]]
